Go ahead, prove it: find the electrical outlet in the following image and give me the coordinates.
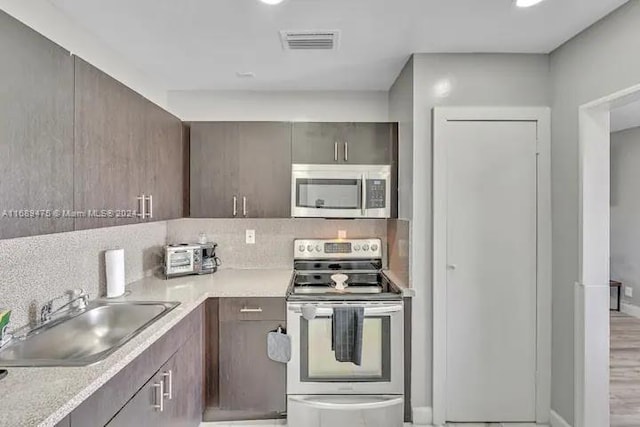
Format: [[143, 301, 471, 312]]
[[338, 230, 347, 239], [625, 286, 633, 298], [245, 229, 255, 245]]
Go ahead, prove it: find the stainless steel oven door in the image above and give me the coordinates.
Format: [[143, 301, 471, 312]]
[[291, 164, 391, 218], [287, 301, 404, 395]]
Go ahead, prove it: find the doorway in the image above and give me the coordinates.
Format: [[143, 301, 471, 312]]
[[432, 107, 551, 425], [605, 100, 640, 426], [576, 84, 640, 427]]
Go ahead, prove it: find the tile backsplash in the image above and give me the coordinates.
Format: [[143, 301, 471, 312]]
[[167, 218, 388, 269], [0, 221, 167, 327], [0, 217, 397, 329]]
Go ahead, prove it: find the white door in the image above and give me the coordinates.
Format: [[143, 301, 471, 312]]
[[444, 120, 537, 422]]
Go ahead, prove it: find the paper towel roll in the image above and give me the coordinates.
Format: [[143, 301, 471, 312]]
[[105, 249, 125, 298]]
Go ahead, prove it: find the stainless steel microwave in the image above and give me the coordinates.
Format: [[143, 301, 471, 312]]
[[291, 164, 391, 218]]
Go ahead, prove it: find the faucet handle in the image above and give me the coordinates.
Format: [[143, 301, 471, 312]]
[[40, 301, 53, 323]]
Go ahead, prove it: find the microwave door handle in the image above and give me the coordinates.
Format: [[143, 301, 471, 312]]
[[361, 174, 366, 216]]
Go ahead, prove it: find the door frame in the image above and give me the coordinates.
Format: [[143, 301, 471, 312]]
[[576, 83, 640, 427], [432, 107, 551, 426]]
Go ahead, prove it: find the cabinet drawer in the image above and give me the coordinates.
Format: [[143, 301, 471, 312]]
[[219, 298, 285, 321]]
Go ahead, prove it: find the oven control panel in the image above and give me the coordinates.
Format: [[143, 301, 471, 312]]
[[294, 238, 383, 259]]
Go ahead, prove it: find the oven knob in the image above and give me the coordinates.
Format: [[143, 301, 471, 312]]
[[307, 245, 314, 252], [362, 244, 370, 251], [354, 244, 361, 251], [371, 244, 379, 252], [315, 245, 322, 252], [298, 245, 305, 252]]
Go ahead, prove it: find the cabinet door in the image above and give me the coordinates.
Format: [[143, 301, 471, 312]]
[[74, 57, 144, 229], [292, 122, 344, 164], [190, 122, 240, 218], [238, 122, 292, 218], [0, 11, 74, 239], [142, 101, 184, 221], [162, 331, 204, 427], [343, 123, 394, 164], [106, 372, 165, 427], [219, 320, 286, 415]]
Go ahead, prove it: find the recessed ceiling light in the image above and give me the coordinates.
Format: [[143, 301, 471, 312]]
[[236, 71, 256, 78], [259, 0, 284, 5], [515, 0, 546, 7]]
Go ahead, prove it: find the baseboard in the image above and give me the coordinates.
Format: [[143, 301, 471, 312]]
[[550, 409, 572, 427], [412, 406, 433, 425], [621, 301, 640, 318]]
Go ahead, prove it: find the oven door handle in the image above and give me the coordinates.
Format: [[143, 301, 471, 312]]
[[289, 305, 403, 316], [289, 395, 403, 411]]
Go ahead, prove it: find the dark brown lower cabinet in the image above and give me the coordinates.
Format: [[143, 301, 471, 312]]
[[164, 331, 204, 426], [106, 370, 165, 427], [204, 297, 286, 421], [107, 332, 203, 427], [70, 305, 203, 427], [54, 415, 70, 427]]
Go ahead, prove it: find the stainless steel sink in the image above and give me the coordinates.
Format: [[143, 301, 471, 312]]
[[0, 301, 179, 367]]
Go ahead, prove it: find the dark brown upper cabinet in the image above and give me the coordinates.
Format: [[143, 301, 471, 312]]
[[190, 122, 292, 218], [0, 11, 75, 239], [74, 58, 184, 230], [292, 122, 397, 165]]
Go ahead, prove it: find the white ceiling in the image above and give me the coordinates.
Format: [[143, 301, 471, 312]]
[[612, 100, 640, 133], [48, 0, 628, 91]]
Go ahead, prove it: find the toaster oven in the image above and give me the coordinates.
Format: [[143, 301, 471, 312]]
[[164, 243, 220, 278]]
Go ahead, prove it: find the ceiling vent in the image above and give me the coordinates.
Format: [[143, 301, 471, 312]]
[[280, 30, 340, 51]]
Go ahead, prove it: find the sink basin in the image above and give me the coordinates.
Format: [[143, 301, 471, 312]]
[[0, 301, 179, 367]]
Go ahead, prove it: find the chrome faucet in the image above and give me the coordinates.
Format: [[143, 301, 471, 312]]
[[40, 289, 89, 324]]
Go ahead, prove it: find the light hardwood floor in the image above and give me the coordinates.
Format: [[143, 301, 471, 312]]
[[611, 311, 640, 427]]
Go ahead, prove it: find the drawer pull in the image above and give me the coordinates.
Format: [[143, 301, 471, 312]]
[[153, 380, 164, 412], [240, 307, 263, 313], [162, 370, 173, 400]]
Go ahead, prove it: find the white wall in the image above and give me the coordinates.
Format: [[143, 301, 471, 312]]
[[404, 53, 551, 416], [549, 2, 640, 423], [389, 58, 414, 221], [0, 0, 169, 110], [167, 90, 389, 122], [611, 127, 640, 307]]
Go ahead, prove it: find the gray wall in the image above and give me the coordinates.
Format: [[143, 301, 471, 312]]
[[402, 53, 551, 412], [549, 2, 640, 423], [389, 57, 414, 221], [611, 126, 640, 307]]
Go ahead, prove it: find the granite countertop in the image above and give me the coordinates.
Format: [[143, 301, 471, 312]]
[[0, 268, 293, 427]]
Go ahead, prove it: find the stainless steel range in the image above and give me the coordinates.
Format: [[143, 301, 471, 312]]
[[286, 238, 404, 427]]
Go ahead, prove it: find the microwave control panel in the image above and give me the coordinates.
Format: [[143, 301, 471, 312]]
[[366, 179, 387, 209]]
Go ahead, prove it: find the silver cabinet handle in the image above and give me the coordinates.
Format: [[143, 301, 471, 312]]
[[243, 196, 247, 217], [137, 194, 146, 218], [344, 141, 348, 162], [153, 380, 164, 412], [360, 174, 366, 216], [240, 307, 263, 313], [147, 194, 153, 219], [334, 142, 338, 162], [162, 370, 173, 400], [233, 196, 238, 217]]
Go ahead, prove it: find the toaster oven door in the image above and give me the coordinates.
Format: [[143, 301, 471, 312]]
[[166, 250, 194, 276]]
